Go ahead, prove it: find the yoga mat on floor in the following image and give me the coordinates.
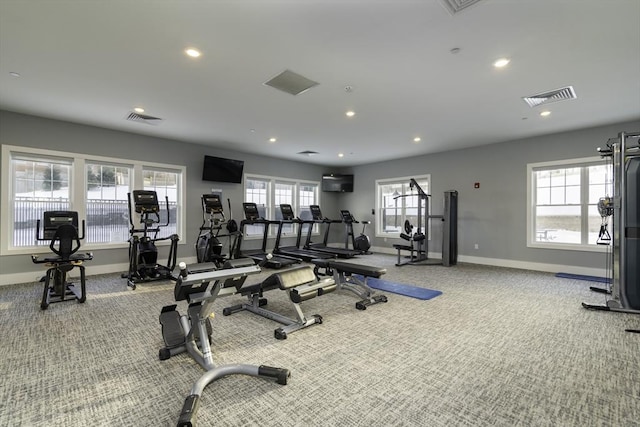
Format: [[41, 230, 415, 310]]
[[555, 272, 611, 284], [354, 275, 442, 300]]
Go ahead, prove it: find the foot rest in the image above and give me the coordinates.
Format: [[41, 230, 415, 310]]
[[289, 279, 338, 303], [159, 305, 184, 348]]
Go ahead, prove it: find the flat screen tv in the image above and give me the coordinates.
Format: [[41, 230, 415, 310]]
[[202, 155, 244, 184], [321, 174, 354, 192]]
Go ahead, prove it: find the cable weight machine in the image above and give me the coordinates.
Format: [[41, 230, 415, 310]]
[[583, 131, 640, 316], [393, 178, 458, 267]]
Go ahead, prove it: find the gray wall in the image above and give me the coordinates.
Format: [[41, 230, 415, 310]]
[[338, 119, 640, 270], [1, 110, 638, 282], [0, 110, 338, 281]]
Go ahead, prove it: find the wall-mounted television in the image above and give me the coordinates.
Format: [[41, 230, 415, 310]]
[[202, 155, 244, 184], [321, 174, 354, 192]]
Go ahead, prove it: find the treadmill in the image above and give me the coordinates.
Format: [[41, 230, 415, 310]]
[[273, 204, 335, 262], [235, 202, 300, 269], [303, 205, 360, 258]]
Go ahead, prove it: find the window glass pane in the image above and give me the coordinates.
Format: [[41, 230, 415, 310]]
[[565, 185, 580, 204], [550, 187, 565, 204], [536, 170, 550, 187], [550, 169, 565, 186], [12, 157, 71, 247], [565, 168, 580, 185], [86, 163, 131, 244], [537, 188, 550, 205], [245, 178, 269, 236], [376, 177, 430, 236], [275, 182, 295, 235], [142, 169, 179, 238], [535, 205, 581, 244]]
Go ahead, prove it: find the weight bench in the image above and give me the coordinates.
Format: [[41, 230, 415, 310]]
[[311, 259, 388, 309], [223, 265, 337, 339]]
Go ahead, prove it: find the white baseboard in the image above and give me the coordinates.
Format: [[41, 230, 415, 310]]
[[0, 256, 199, 286], [1, 250, 607, 286], [370, 246, 608, 278]]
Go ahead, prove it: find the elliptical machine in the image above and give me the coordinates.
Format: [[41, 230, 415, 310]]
[[124, 190, 179, 289], [340, 209, 371, 254], [194, 194, 242, 269]]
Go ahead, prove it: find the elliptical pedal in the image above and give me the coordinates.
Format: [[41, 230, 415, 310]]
[[159, 305, 185, 360]]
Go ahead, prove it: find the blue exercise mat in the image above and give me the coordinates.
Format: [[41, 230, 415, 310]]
[[354, 275, 442, 300], [555, 272, 611, 284]]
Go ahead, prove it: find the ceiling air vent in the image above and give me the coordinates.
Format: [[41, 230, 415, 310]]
[[125, 112, 163, 125], [523, 86, 577, 108], [439, 0, 484, 15], [265, 70, 319, 96], [297, 150, 319, 157]]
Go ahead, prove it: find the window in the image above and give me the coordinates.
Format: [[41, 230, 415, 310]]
[[375, 175, 430, 238], [244, 175, 319, 238], [86, 162, 131, 244], [143, 169, 180, 238], [12, 156, 72, 247], [527, 157, 612, 250], [1, 145, 186, 255]]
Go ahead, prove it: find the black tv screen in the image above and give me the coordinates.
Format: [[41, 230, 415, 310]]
[[202, 155, 244, 184], [321, 174, 354, 192]]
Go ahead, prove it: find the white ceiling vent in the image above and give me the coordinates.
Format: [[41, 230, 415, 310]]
[[297, 150, 319, 156], [439, 0, 484, 15], [125, 112, 163, 125], [264, 70, 319, 96], [523, 86, 577, 108]]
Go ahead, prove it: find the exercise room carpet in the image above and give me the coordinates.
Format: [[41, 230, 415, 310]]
[[1, 254, 639, 426]]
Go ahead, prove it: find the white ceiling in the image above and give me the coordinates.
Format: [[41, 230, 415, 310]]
[[1, 0, 639, 166]]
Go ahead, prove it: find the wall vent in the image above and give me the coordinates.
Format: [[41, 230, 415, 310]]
[[265, 70, 319, 96], [439, 0, 484, 15], [523, 86, 577, 108], [297, 150, 319, 156], [125, 112, 163, 125]]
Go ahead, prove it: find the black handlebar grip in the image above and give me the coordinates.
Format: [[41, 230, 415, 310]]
[[177, 394, 199, 427]]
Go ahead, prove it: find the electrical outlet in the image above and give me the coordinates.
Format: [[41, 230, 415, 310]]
[[474, 243, 479, 250]]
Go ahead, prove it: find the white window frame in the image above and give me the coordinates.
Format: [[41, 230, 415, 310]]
[[526, 156, 610, 252], [1, 144, 186, 255], [243, 173, 320, 240], [375, 174, 431, 238]]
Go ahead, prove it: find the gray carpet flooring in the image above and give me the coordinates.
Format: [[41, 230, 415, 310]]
[[1, 254, 638, 426]]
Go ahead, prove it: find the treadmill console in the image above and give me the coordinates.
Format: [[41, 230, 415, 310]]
[[280, 204, 295, 221], [309, 205, 323, 221], [243, 202, 261, 221]]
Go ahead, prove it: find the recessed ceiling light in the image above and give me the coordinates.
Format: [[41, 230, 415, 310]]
[[540, 111, 551, 117], [269, 137, 277, 143], [493, 58, 510, 68], [413, 137, 421, 143], [338, 153, 344, 158], [345, 110, 355, 117], [9, 71, 21, 78], [185, 48, 201, 58], [133, 107, 145, 113]]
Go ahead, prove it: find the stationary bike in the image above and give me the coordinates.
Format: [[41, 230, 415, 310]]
[[340, 209, 372, 254], [31, 211, 93, 310], [124, 190, 179, 289]]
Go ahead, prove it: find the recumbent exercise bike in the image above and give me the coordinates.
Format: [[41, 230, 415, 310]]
[[31, 211, 93, 310]]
